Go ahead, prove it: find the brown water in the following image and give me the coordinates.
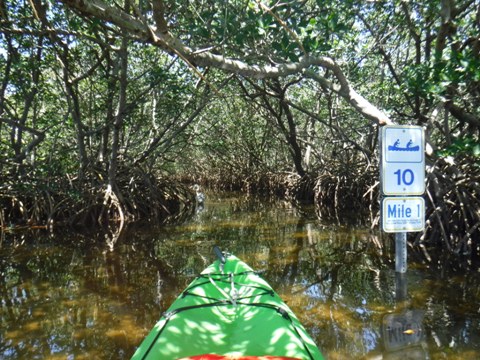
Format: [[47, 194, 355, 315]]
[[1, 193, 479, 359]]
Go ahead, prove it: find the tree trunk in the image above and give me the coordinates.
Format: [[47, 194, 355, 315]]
[[280, 99, 306, 177], [108, 36, 128, 191]]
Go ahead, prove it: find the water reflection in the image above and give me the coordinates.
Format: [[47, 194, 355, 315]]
[[0, 193, 479, 359], [378, 274, 428, 359]]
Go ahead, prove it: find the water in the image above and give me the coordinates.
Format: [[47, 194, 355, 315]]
[[1, 193, 479, 359]]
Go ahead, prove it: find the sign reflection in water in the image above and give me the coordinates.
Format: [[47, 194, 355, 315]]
[[381, 273, 428, 358]]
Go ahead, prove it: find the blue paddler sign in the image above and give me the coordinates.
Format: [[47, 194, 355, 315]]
[[388, 139, 420, 152], [381, 126, 425, 195]]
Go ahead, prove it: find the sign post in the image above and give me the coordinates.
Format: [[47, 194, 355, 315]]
[[380, 125, 425, 273]]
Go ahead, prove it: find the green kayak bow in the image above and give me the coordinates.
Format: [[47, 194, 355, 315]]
[[132, 249, 324, 360]]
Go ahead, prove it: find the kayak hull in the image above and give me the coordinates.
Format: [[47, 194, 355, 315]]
[[132, 253, 323, 360]]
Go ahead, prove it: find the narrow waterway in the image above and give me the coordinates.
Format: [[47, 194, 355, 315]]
[[1, 193, 479, 359]]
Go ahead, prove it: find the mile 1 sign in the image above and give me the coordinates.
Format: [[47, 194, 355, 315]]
[[382, 197, 425, 233]]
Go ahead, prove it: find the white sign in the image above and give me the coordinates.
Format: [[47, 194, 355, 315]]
[[382, 197, 425, 232], [382, 126, 425, 195]]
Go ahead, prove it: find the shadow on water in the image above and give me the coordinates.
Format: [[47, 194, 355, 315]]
[[1, 192, 480, 359]]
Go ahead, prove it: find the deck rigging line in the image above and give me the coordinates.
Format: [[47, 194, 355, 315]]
[[140, 271, 316, 360]]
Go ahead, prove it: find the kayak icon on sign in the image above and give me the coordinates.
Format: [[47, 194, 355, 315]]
[[384, 126, 423, 164], [388, 139, 420, 152]]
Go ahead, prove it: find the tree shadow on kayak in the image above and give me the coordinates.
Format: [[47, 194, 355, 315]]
[[131, 254, 324, 359]]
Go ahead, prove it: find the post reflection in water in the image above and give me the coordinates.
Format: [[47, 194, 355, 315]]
[[380, 273, 428, 359], [0, 193, 480, 359]]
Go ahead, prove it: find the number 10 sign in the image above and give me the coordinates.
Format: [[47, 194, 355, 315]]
[[381, 125, 425, 195]]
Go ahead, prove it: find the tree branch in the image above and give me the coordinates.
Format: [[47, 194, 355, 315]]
[[152, 0, 168, 33], [303, 70, 392, 125], [59, 0, 392, 126], [447, 102, 480, 128]]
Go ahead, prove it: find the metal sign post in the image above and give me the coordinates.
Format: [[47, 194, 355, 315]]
[[380, 125, 425, 273], [395, 232, 407, 273]]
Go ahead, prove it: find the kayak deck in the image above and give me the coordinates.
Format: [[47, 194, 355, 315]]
[[132, 252, 323, 360]]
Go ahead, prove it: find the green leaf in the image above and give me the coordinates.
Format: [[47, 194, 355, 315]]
[[473, 145, 480, 157]]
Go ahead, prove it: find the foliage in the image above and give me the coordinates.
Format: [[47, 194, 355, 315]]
[[436, 137, 480, 159]]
